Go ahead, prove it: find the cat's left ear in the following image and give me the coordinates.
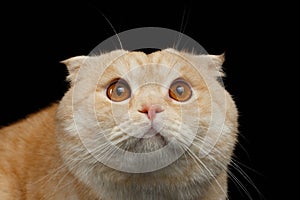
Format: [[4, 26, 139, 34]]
[[60, 56, 88, 83], [205, 53, 225, 77], [207, 53, 225, 69]]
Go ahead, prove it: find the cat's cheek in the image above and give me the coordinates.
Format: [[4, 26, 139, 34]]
[[94, 95, 114, 116]]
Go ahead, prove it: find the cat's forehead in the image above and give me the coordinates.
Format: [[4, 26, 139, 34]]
[[97, 49, 198, 86], [63, 48, 223, 88]]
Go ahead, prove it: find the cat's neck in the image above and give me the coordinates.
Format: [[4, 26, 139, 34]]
[[79, 167, 228, 200]]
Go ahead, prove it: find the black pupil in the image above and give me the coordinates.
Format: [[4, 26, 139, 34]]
[[116, 86, 124, 96], [176, 86, 184, 96]]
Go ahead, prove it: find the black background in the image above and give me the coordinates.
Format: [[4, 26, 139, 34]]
[[0, 1, 289, 199]]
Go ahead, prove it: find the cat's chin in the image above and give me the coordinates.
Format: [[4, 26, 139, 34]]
[[130, 133, 167, 153]]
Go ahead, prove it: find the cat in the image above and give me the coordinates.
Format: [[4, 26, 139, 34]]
[[0, 48, 238, 200]]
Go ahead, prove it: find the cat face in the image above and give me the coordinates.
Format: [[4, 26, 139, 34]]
[[57, 48, 238, 175]]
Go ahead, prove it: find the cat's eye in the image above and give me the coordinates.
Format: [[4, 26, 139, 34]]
[[169, 79, 192, 102], [106, 79, 131, 102]]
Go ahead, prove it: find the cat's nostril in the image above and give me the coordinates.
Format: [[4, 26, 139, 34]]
[[138, 104, 164, 120]]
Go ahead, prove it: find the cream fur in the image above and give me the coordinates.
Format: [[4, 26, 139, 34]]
[[0, 49, 238, 200]]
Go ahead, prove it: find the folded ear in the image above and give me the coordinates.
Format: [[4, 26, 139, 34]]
[[207, 53, 225, 70], [201, 53, 225, 77], [60, 56, 88, 83]]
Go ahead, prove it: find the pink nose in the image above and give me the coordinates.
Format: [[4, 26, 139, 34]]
[[138, 104, 164, 120]]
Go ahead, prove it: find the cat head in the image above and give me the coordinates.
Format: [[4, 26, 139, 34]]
[[57, 48, 238, 177]]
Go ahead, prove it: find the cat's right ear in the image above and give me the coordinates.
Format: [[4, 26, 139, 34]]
[[60, 56, 88, 84]]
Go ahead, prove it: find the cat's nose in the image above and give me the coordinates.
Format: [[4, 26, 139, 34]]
[[138, 104, 164, 120]]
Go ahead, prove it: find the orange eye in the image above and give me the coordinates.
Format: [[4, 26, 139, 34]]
[[106, 79, 131, 102], [169, 79, 192, 102]]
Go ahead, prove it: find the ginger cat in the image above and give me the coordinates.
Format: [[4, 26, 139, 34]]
[[0, 48, 238, 200]]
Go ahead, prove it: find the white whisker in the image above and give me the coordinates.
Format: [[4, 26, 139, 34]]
[[89, 4, 123, 50], [186, 148, 229, 200]]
